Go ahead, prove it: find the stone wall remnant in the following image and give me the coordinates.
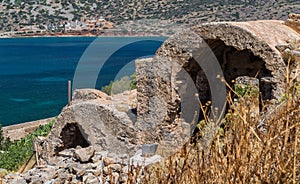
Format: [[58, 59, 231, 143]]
[[40, 19, 300, 162], [136, 20, 300, 155], [285, 13, 300, 34], [39, 89, 139, 165]]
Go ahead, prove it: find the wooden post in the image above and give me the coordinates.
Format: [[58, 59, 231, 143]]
[[68, 80, 71, 106]]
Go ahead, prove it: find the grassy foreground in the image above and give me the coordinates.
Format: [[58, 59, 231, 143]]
[[132, 61, 300, 183]]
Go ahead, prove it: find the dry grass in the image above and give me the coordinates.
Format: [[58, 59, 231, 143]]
[[127, 60, 300, 183]]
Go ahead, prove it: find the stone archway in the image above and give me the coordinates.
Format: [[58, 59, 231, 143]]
[[54, 123, 90, 154], [205, 39, 273, 100], [136, 20, 300, 152]]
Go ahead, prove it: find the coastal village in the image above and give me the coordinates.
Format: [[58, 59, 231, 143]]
[[0, 0, 299, 37], [0, 17, 114, 37]]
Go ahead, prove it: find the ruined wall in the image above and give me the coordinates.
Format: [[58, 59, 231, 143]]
[[39, 89, 139, 164], [39, 17, 300, 162], [136, 19, 300, 152], [285, 13, 300, 34]]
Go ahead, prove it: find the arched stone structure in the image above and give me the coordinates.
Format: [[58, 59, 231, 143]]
[[136, 20, 300, 152], [39, 19, 300, 162]]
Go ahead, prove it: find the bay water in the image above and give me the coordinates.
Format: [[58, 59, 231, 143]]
[[0, 37, 165, 126]]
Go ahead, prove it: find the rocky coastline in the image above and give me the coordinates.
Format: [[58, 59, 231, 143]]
[[0, 29, 170, 39]]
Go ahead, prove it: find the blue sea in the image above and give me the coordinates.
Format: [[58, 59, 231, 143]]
[[0, 37, 166, 126]]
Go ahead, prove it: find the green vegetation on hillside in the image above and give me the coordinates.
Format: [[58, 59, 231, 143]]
[[0, 119, 55, 171], [101, 73, 136, 95], [0, 0, 299, 34]]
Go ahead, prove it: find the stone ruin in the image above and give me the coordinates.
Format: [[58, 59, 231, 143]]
[[39, 89, 140, 163], [36, 15, 300, 174], [135, 18, 300, 153], [4, 15, 299, 184]]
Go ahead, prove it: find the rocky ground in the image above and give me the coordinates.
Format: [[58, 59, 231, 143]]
[[3, 145, 162, 184], [1, 89, 163, 184]]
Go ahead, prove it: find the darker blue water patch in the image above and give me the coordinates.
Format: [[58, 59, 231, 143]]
[[0, 37, 166, 126]]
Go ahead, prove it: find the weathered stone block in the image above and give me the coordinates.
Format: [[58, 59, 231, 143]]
[[75, 146, 95, 163]]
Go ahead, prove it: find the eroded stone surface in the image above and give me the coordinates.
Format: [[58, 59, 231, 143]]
[[75, 146, 95, 163], [4, 148, 161, 184], [285, 13, 300, 34], [39, 89, 140, 165], [135, 19, 300, 156], [4, 18, 300, 183]]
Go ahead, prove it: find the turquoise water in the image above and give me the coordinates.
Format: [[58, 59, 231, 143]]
[[0, 37, 165, 126]]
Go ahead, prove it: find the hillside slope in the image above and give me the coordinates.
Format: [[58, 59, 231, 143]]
[[0, 0, 299, 34]]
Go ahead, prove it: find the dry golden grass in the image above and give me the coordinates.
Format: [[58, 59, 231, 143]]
[[127, 59, 300, 184], [139, 95, 299, 183]]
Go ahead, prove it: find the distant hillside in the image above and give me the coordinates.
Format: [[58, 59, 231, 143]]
[[0, 0, 299, 35]]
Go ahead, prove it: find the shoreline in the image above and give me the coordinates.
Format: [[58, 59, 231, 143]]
[[0, 32, 169, 39]]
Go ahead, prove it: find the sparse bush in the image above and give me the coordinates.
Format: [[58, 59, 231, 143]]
[[0, 119, 55, 171], [101, 73, 136, 95]]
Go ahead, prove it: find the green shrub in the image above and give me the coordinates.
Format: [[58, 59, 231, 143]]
[[0, 119, 55, 171], [101, 73, 136, 95], [234, 84, 259, 98]]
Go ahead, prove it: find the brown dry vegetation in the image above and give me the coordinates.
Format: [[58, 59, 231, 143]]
[[126, 55, 300, 184]]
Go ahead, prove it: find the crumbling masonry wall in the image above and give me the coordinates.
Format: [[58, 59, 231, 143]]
[[136, 19, 300, 149], [39, 18, 300, 162], [39, 89, 139, 164]]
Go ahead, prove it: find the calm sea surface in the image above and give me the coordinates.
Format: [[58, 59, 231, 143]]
[[0, 37, 165, 126]]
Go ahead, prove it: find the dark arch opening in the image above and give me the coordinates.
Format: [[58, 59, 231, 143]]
[[55, 123, 90, 154], [180, 39, 274, 129], [205, 39, 273, 101]]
